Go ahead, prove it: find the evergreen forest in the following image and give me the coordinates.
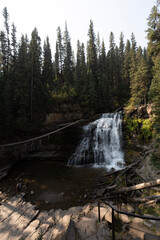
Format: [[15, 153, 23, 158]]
[[0, 1, 160, 140]]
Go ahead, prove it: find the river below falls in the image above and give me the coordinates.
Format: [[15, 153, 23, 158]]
[[0, 160, 107, 210]]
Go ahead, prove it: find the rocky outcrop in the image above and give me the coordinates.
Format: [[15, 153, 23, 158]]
[[0, 195, 111, 240], [45, 103, 84, 125], [0, 194, 160, 240], [124, 104, 153, 119]]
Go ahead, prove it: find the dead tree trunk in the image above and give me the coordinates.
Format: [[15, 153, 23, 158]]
[[108, 179, 160, 196]]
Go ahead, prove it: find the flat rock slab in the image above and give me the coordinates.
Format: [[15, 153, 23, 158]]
[[0, 196, 39, 240], [0, 195, 23, 223], [76, 217, 97, 239], [87, 206, 110, 221], [19, 219, 40, 239]]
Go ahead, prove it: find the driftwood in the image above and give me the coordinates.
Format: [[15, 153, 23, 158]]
[[108, 179, 160, 196]]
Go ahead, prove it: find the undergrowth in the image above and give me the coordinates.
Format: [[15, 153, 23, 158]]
[[125, 118, 154, 142]]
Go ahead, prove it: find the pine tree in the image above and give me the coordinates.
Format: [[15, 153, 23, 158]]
[[15, 34, 30, 129], [106, 32, 118, 108], [118, 32, 129, 103], [130, 57, 149, 106], [87, 20, 98, 112], [42, 36, 54, 112], [42, 36, 54, 92], [0, 7, 12, 135], [147, 0, 160, 131], [98, 40, 109, 111], [63, 22, 74, 86], [56, 26, 64, 77], [147, 3, 160, 58], [130, 33, 137, 81], [123, 39, 131, 90], [75, 40, 87, 105], [29, 28, 45, 124], [119, 32, 125, 73], [2, 7, 10, 73], [10, 23, 17, 118], [149, 54, 160, 131]]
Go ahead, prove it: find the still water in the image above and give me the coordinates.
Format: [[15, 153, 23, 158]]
[[0, 160, 106, 210]]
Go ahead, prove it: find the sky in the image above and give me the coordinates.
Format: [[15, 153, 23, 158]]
[[0, 0, 157, 54]]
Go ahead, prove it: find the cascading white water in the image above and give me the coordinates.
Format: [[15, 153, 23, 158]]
[[67, 112, 125, 171]]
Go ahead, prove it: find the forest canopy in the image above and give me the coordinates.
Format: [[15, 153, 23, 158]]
[[0, 1, 160, 138]]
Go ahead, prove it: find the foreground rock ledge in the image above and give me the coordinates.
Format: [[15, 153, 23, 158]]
[[0, 194, 160, 240], [0, 194, 111, 240]]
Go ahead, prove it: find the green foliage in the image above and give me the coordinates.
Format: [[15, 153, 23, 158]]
[[141, 119, 153, 140], [125, 118, 153, 141], [147, 1, 160, 133], [149, 53, 160, 132], [53, 84, 77, 105]]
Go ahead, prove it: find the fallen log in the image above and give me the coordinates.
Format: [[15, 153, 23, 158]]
[[139, 198, 160, 207], [128, 195, 160, 203], [107, 179, 160, 196]]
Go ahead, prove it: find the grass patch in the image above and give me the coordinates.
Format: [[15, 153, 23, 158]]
[[140, 205, 160, 217]]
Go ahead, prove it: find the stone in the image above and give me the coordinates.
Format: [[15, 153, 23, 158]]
[[143, 221, 153, 229], [155, 221, 160, 234], [144, 233, 160, 240], [121, 203, 134, 213], [44, 214, 71, 240], [0, 201, 39, 240], [85, 234, 98, 240], [81, 204, 91, 216], [66, 219, 75, 240], [84, 194, 88, 199], [67, 206, 82, 220], [54, 209, 65, 222], [87, 206, 110, 221], [104, 208, 112, 223], [119, 213, 131, 223], [19, 219, 40, 239], [26, 223, 50, 240], [96, 222, 111, 240], [76, 217, 97, 239]]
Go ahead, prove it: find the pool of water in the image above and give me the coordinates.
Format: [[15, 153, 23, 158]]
[[0, 160, 106, 210]]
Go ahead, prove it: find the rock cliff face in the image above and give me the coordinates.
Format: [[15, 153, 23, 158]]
[[123, 104, 160, 180], [45, 103, 84, 125], [122, 104, 154, 164], [124, 104, 153, 119]]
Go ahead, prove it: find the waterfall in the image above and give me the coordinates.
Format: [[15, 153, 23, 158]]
[[67, 112, 125, 171]]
